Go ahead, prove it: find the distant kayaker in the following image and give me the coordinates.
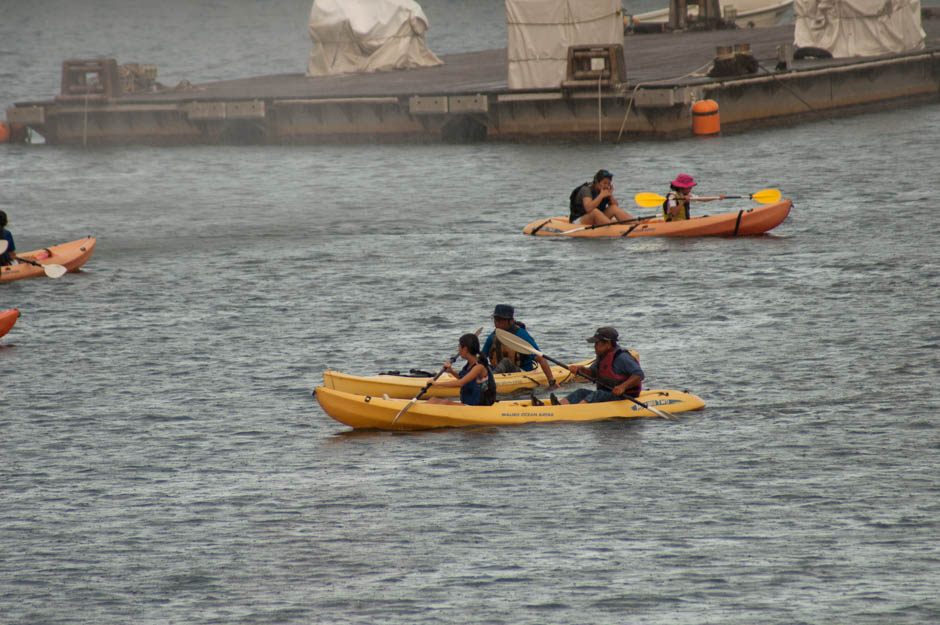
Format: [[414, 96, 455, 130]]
[[569, 169, 634, 226], [662, 174, 719, 222], [0, 211, 16, 266], [482, 304, 559, 389], [551, 327, 644, 405], [427, 333, 495, 406]]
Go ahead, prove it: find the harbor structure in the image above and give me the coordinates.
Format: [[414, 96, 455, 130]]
[[5, 20, 940, 146]]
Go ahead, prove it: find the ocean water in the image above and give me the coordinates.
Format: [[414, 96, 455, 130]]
[[2, 2, 939, 624]]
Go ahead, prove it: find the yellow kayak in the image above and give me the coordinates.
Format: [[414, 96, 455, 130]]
[[322, 358, 603, 398], [314, 386, 705, 431]]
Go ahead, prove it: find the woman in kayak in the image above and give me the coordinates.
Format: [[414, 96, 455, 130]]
[[569, 169, 634, 226], [427, 333, 495, 406], [0, 211, 16, 266]]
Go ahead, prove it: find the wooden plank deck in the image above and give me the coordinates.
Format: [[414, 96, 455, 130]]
[[106, 22, 940, 104]]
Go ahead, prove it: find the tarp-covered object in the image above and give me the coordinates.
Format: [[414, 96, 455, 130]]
[[794, 0, 925, 57], [307, 0, 442, 76], [506, 0, 623, 90]]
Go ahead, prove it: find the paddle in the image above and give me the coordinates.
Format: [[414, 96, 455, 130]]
[[561, 214, 657, 235], [391, 327, 483, 425], [15, 256, 68, 278], [634, 188, 782, 208], [0, 240, 7, 254], [494, 328, 678, 420]]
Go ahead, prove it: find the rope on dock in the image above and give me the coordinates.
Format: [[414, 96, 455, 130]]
[[615, 60, 712, 143]]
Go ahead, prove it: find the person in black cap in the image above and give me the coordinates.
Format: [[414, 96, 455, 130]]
[[552, 326, 644, 405], [568, 169, 634, 227], [481, 304, 558, 389]]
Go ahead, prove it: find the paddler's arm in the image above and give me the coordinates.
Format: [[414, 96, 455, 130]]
[[612, 374, 643, 397], [568, 364, 591, 378], [535, 355, 558, 389], [431, 363, 485, 388]]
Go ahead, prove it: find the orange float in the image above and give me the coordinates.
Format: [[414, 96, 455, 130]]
[[692, 99, 721, 136]]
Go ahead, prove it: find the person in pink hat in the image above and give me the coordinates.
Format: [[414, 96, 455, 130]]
[[663, 173, 720, 222]]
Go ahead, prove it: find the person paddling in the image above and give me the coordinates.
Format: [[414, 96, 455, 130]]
[[662, 174, 720, 222], [569, 169, 634, 226], [427, 333, 495, 406], [0, 211, 16, 266], [551, 327, 644, 405]]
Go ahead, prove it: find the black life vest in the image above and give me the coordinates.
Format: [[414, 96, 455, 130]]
[[569, 183, 610, 222], [479, 358, 497, 406]]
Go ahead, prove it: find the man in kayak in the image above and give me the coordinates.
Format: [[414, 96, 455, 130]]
[[482, 304, 559, 389], [0, 211, 16, 266], [569, 169, 634, 226], [551, 326, 644, 405]]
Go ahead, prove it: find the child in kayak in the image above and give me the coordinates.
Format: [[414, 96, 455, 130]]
[[427, 333, 495, 406], [662, 174, 720, 221]]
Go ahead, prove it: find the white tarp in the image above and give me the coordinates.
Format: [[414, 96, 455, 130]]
[[506, 0, 624, 90], [794, 0, 925, 57], [307, 0, 442, 76]]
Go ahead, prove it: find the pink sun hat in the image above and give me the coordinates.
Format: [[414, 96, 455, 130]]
[[671, 173, 696, 188]]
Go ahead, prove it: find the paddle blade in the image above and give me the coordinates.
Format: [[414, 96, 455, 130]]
[[634, 192, 666, 208], [0, 239, 7, 254], [494, 328, 540, 357], [44, 264, 68, 278], [751, 188, 782, 204]]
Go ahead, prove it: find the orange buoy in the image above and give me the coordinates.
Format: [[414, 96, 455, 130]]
[[692, 99, 720, 136], [0, 122, 10, 144]]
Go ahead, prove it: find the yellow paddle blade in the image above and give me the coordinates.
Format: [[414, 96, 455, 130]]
[[751, 188, 782, 204], [634, 192, 666, 208]]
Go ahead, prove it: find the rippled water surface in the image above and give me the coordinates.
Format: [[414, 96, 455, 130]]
[[2, 2, 939, 624]]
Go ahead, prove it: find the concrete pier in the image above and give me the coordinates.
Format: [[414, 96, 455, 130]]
[[6, 21, 940, 146]]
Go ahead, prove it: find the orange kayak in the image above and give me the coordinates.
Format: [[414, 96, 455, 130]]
[[0, 237, 96, 282], [0, 308, 19, 338], [523, 199, 791, 237]]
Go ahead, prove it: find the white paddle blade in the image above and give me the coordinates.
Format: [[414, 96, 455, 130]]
[[493, 328, 541, 356], [44, 264, 68, 278], [0, 239, 8, 254]]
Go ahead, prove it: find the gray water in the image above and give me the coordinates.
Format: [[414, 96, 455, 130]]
[[2, 2, 939, 624]]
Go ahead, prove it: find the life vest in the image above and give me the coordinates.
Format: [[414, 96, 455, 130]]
[[459, 359, 497, 406], [569, 183, 610, 222], [662, 192, 691, 221], [489, 322, 528, 369], [595, 348, 641, 397]]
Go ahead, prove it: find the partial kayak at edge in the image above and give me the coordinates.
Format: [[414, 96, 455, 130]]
[[1, 236, 96, 282], [0, 308, 19, 338]]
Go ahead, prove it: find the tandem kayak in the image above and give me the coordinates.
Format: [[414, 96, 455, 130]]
[[0, 237, 96, 282], [315, 386, 706, 431], [322, 357, 601, 399], [523, 200, 791, 237], [0, 308, 19, 338]]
